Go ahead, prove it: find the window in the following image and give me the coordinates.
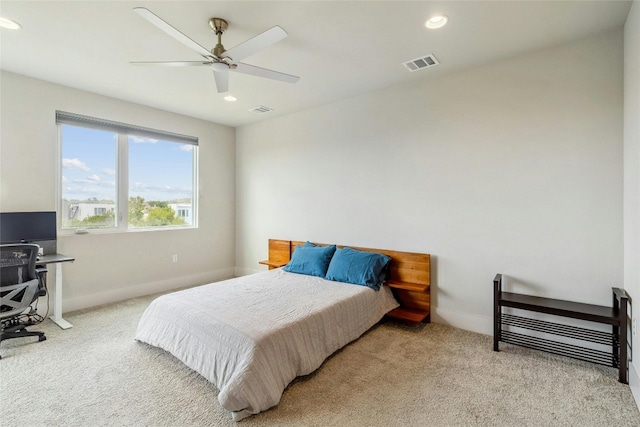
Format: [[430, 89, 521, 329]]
[[57, 111, 198, 232]]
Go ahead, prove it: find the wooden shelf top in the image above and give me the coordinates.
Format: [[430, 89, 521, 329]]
[[386, 307, 429, 323], [259, 260, 287, 268], [385, 280, 429, 292]]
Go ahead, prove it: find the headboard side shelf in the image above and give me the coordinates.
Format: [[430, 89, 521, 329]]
[[259, 239, 292, 269]]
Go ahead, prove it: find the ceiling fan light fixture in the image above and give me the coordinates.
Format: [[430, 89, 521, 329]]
[[0, 16, 22, 30], [211, 62, 228, 72], [425, 15, 448, 29]]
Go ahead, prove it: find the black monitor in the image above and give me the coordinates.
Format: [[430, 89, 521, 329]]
[[0, 211, 57, 255]]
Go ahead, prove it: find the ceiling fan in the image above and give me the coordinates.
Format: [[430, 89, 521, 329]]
[[131, 7, 300, 93]]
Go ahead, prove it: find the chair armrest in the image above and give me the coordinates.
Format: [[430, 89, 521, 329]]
[[35, 267, 48, 297]]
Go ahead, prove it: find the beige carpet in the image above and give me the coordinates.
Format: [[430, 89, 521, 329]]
[[1, 294, 639, 426]]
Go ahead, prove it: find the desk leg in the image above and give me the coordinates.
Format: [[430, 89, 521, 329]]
[[50, 263, 73, 329]]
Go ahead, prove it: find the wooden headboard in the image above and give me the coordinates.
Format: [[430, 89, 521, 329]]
[[260, 239, 431, 323]]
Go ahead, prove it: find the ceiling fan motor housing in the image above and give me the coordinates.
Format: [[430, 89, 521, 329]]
[[209, 18, 228, 34]]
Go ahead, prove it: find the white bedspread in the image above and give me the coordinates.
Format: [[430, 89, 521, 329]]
[[135, 268, 399, 421]]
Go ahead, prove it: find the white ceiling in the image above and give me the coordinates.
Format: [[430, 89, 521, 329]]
[[0, 1, 632, 127]]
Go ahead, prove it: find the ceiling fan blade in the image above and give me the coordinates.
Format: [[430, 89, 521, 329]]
[[234, 62, 300, 84], [134, 7, 213, 59], [213, 68, 229, 93], [222, 26, 288, 62], [130, 61, 210, 67]]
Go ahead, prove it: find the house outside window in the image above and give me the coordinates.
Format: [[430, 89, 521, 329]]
[[169, 203, 191, 220], [57, 111, 198, 232]]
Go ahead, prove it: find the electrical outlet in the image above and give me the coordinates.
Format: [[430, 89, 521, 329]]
[[172, 254, 178, 263], [633, 318, 637, 337]]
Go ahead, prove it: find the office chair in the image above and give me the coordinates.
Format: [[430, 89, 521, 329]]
[[1, 244, 47, 358]]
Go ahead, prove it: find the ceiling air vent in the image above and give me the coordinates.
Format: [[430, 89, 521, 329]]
[[249, 105, 273, 114], [402, 54, 439, 72]]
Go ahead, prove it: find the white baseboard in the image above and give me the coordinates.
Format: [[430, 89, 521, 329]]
[[630, 362, 640, 410], [234, 266, 262, 277], [432, 306, 493, 336], [59, 267, 235, 314]]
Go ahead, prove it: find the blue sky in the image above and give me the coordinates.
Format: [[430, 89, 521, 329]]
[[61, 125, 194, 202]]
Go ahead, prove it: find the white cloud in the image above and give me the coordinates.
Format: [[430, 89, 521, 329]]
[[62, 158, 90, 171], [179, 145, 193, 152], [130, 181, 191, 194], [75, 176, 115, 187], [103, 168, 116, 176]]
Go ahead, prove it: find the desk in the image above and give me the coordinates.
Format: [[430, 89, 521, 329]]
[[37, 253, 75, 329]]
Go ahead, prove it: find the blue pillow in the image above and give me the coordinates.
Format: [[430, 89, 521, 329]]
[[283, 244, 336, 277], [325, 247, 391, 291]]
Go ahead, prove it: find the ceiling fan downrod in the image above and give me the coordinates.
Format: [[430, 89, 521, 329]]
[[209, 18, 228, 57]]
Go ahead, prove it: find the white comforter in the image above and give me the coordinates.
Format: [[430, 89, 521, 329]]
[[135, 268, 399, 421]]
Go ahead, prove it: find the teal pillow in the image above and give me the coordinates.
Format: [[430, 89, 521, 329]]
[[325, 247, 391, 291], [283, 244, 336, 277]]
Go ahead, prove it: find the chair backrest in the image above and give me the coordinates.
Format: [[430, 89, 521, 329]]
[[1, 244, 39, 286], [1, 244, 41, 318]]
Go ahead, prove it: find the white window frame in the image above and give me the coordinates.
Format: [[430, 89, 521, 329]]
[[56, 111, 199, 234]]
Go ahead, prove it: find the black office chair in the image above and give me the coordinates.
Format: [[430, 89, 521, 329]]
[[1, 244, 48, 357]]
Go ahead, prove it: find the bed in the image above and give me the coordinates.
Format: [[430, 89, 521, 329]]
[[135, 240, 431, 421]]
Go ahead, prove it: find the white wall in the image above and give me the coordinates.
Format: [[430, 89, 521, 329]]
[[236, 31, 624, 334], [0, 71, 236, 312], [623, 0, 640, 406]]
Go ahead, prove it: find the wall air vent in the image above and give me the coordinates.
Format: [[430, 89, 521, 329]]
[[249, 105, 273, 114], [402, 54, 439, 72]]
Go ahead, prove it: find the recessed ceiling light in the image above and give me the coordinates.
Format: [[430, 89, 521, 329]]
[[224, 95, 237, 102], [425, 15, 448, 29], [0, 16, 22, 30]]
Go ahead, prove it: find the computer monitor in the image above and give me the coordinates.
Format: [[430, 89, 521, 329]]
[[0, 211, 57, 255]]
